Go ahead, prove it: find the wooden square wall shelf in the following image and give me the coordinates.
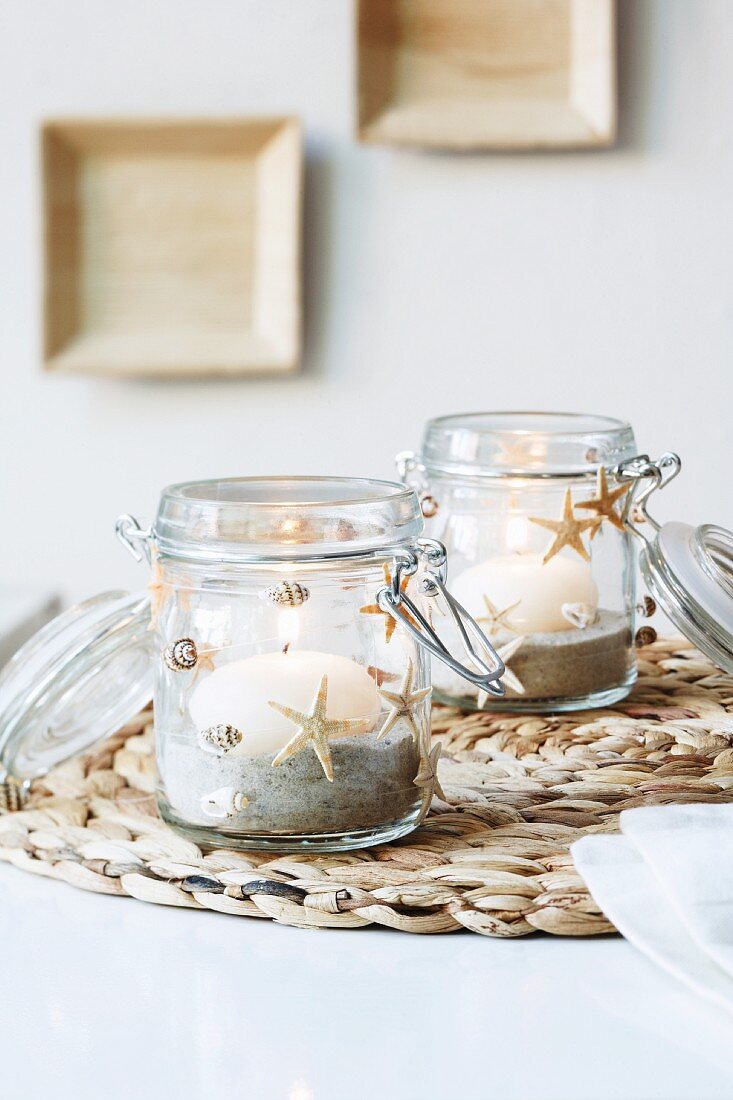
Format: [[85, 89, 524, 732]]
[[43, 118, 302, 377], [356, 0, 616, 150]]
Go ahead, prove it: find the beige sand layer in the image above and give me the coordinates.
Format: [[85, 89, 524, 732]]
[[436, 609, 633, 706], [162, 726, 421, 836]]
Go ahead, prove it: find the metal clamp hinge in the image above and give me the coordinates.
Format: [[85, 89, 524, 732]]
[[115, 514, 152, 564], [614, 453, 681, 541], [376, 540, 506, 697]]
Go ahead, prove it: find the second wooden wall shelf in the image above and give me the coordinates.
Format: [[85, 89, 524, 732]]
[[357, 0, 616, 150], [43, 118, 302, 377]]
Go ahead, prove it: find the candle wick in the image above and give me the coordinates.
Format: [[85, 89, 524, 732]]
[[282, 642, 291, 655]]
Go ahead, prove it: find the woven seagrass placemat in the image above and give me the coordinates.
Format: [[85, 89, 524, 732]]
[[2, 638, 732, 937]]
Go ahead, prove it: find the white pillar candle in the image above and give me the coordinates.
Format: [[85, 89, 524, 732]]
[[189, 650, 381, 756], [451, 553, 598, 635]]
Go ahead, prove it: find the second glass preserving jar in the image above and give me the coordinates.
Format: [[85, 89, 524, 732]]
[[399, 412, 641, 713]]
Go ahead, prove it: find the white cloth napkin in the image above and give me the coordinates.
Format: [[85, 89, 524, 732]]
[[572, 804, 733, 1015]]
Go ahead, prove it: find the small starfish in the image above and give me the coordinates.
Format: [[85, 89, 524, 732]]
[[268, 675, 364, 782], [576, 467, 631, 533], [477, 635, 525, 707], [414, 742, 446, 824], [147, 548, 171, 630], [367, 666, 399, 687], [178, 583, 194, 613], [421, 593, 444, 629], [476, 594, 521, 636], [147, 545, 196, 630], [586, 516, 604, 541], [529, 489, 596, 564], [360, 563, 412, 644], [495, 437, 533, 469], [376, 660, 432, 743]]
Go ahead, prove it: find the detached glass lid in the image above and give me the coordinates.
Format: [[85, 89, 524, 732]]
[[0, 591, 153, 785], [621, 454, 733, 674]]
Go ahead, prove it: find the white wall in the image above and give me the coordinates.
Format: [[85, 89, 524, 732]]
[[1, 0, 732, 603]]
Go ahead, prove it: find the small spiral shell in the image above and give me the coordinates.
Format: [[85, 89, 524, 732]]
[[199, 724, 244, 754], [200, 786, 249, 818], [163, 637, 198, 671], [635, 626, 658, 648], [561, 602, 597, 630], [0, 778, 25, 813], [420, 494, 440, 519], [636, 595, 657, 619], [266, 581, 310, 607]]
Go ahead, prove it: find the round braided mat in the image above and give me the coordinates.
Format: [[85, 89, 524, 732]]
[[2, 638, 733, 937]]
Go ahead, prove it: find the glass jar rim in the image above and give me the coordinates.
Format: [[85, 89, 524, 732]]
[[418, 410, 637, 479], [162, 475, 416, 509], [154, 476, 424, 562]]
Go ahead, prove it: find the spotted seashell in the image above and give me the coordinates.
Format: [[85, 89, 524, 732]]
[[637, 595, 657, 619], [163, 637, 198, 671], [199, 724, 244, 755], [420, 493, 440, 519], [561, 602, 597, 630], [200, 786, 249, 820], [635, 626, 658, 648], [0, 778, 25, 814], [266, 581, 310, 607]]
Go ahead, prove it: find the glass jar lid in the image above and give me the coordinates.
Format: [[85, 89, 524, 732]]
[[153, 476, 425, 562], [616, 453, 733, 674], [0, 591, 153, 783], [640, 523, 733, 674], [419, 411, 638, 478]]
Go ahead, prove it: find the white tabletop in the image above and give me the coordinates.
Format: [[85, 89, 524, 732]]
[[1, 865, 732, 1100]]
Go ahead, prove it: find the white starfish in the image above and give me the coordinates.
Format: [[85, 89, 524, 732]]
[[414, 742, 446, 825], [147, 549, 170, 631], [376, 660, 432, 743], [477, 635, 526, 707], [268, 675, 364, 782], [476, 594, 521, 636]]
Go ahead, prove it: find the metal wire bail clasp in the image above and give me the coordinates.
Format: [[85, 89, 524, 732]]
[[614, 453, 682, 542], [396, 451, 441, 519], [376, 540, 506, 698], [115, 514, 153, 564]]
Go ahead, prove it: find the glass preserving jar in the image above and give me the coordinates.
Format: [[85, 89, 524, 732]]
[[398, 413, 642, 713], [113, 476, 505, 852], [3, 457, 733, 843]]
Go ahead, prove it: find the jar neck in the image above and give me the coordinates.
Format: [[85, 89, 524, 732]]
[[420, 463, 604, 486], [153, 544, 413, 584]]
